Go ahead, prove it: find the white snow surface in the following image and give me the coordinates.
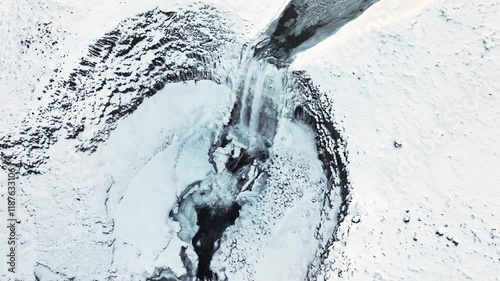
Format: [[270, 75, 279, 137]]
[[1, 0, 499, 281], [211, 119, 327, 281], [1, 80, 233, 280], [292, 0, 500, 280], [111, 81, 232, 279]]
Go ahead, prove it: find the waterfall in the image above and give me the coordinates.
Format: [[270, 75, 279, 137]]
[[229, 46, 290, 151]]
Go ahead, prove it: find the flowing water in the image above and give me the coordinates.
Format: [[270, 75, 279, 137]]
[[232, 48, 290, 150], [169, 46, 293, 281], [169, 0, 383, 279]]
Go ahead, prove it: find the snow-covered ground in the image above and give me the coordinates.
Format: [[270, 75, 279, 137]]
[[292, 0, 500, 280], [1, 0, 499, 280]]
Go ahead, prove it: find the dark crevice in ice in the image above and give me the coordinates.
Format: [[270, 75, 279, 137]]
[[193, 203, 241, 281], [225, 149, 266, 173]]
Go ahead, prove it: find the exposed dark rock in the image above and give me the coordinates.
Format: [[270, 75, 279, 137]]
[[291, 72, 352, 280], [255, 0, 380, 64], [0, 6, 236, 174]]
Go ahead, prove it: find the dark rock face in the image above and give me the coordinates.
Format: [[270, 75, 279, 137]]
[[255, 0, 380, 63], [291, 73, 352, 280], [0, 6, 236, 174]]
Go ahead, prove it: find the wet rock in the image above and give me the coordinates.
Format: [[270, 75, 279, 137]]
[[255, 0, 380, 64]]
